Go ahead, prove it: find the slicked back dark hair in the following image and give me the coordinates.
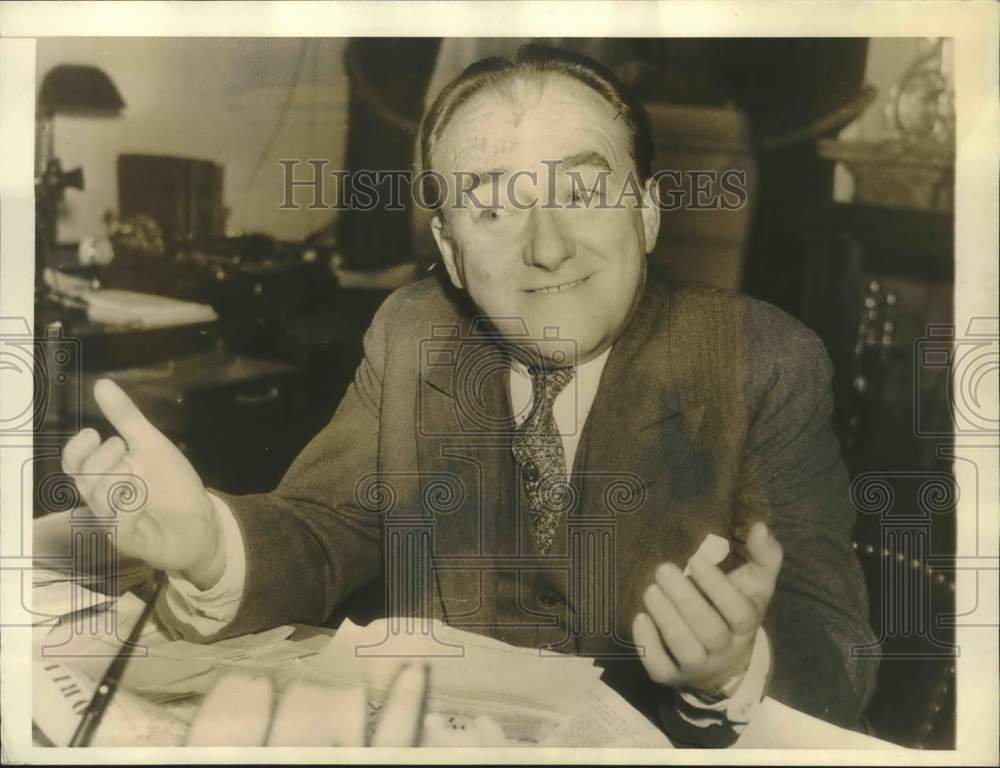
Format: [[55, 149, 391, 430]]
[[419, 43, 654, 206]]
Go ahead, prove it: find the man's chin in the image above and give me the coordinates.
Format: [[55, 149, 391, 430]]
[[505, 334, 605, 369], [483, 306, 609, 367]]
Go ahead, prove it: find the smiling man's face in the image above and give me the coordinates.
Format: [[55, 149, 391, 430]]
[[430, 73, 660, 367]]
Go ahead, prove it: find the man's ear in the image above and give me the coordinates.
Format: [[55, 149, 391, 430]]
[[430, 214, 464, 289], [641, 178, 662, 254]]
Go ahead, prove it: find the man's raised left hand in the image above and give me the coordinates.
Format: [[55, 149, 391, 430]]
[[632, 522, 783, 695]]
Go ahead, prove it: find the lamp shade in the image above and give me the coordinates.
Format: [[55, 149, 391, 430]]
[[38, 64, 125, 115]]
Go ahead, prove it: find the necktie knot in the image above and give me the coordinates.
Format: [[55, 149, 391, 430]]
[[527, 365, 575, 414]]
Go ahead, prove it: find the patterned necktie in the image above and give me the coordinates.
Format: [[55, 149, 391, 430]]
[[511, 365, 575, 554]]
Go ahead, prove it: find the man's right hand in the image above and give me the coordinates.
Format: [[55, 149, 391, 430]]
[[61, 379, 225, 589]]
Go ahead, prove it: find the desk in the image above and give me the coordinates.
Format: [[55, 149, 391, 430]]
[[30, 513, 903, 751], [31, 610, 901, 750]]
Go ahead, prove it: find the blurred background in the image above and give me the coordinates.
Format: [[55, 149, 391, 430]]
[[29, 37, 958, 748]]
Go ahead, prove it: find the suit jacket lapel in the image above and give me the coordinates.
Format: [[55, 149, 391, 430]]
[[568, 278, 709, 553], [416, 313, 519, 624], [417, 314, 516, 548]]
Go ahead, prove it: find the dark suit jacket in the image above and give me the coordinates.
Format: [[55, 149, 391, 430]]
[[160, 275, 879, 746]]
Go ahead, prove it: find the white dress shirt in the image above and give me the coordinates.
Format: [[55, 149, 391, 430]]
[[167, 347, 769, 729]]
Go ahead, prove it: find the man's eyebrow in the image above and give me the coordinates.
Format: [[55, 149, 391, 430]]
[[558, 151, 612, 172], [463, 168, 508, 189]]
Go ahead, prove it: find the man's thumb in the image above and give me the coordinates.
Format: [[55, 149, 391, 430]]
[[93, 378, 155, 448], [746, 521, 783, 581]]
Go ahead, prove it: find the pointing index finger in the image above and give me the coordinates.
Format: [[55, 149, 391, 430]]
[[93, 379, 153, 448]]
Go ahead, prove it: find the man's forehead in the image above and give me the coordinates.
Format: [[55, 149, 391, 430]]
[[433, 74, 630, 176]]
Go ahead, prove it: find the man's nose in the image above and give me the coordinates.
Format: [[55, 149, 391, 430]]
[[523, 206, 574, 271]]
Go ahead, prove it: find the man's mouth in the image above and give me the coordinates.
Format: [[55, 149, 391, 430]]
[[525, 275, 591, 294]]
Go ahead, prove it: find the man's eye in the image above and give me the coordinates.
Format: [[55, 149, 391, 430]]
[[568, 187, 600, 206], [478, 207, 503, 223]]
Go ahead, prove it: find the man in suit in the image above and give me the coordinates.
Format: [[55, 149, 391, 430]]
[[62, 45, 877, 746]]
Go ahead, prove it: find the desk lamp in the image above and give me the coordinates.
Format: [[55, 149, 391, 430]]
[[36, 64, 125, 296]]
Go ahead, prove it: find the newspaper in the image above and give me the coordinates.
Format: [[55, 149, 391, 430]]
[[300, 618, 669, 746]]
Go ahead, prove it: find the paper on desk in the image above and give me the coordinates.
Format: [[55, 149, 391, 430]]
[[541, 680, 672, 747], [32, 580, 113, 625], [303, 619, 603, 744], [36, 592, 163, 666], [736, 696, 899, 749], [33, 660, 187, 747], [40, 624, 221, 704], [85, 289, 218, 329], [37, 592, 160, 662], [42, 592, 317, 703], [140, 624, 319, 676], [126, 625, 320, 700], [32, 567, 75, 586]]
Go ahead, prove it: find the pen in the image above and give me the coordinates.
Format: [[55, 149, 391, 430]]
[[68, 574, 165, 747]]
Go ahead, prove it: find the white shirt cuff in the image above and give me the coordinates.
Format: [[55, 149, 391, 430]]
[[677, 627, 771, 729], [163, 493, 246, 633]]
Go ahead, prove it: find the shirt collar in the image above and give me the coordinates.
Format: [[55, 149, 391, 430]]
[[509, 346, 613, 384]]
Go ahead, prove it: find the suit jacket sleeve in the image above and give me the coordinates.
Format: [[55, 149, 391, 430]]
[[737, 306, 879, 729], [156, 288, 404, 642], [658, 305, 878, 746]]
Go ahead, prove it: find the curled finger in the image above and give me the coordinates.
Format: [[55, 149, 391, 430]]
[[632, 611, 680, 686], [61, 428, 100, 475]]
